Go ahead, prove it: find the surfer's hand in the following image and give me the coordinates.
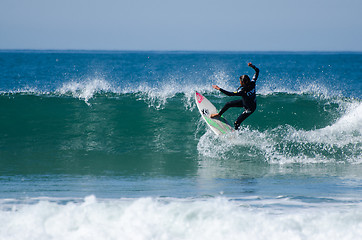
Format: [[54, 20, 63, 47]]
[[248, 62, 253, 67], [212, 85, 220, 90], [210, 113, 220, 118]]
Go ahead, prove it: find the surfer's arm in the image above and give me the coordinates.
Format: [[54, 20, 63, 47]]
[[248, 63, 259, 81], [213, 85, 239, 96], [219, 88, 239, 96]]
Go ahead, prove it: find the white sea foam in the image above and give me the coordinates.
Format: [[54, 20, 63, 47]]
[[285, 101, 362, 146], [1, 196, 362, 240], [197, 101, 362, 165]]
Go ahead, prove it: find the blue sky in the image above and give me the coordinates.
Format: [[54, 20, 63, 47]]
[[1, 0, 361, 51]]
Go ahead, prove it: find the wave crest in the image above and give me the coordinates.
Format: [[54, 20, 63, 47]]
[[57, 78, 112, 104]]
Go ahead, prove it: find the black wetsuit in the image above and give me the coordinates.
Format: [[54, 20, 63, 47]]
[[218, 65, 259, 130]]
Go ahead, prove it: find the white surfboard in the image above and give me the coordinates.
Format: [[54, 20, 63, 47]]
[[195, 91, 234, 135]]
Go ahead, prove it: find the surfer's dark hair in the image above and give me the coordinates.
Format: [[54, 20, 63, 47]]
[[240, 75, 250, 84]]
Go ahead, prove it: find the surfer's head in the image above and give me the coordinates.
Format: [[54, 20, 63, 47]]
[[239, 75, 250, 86]]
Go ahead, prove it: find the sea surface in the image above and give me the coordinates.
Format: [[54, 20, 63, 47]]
[[0, 51, 361, 239]]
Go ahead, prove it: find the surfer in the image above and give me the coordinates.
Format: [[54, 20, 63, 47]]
[[211, 62, 259, 130]]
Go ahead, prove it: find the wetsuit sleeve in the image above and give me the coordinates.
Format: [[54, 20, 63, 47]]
[[250, 65, 259, 81], [219, 88, 242, 96]]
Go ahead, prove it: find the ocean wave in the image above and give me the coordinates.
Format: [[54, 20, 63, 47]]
[[1, 78, 360, 167]]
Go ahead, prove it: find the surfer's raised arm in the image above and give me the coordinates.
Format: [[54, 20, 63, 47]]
[[248, 62, 259, 81]]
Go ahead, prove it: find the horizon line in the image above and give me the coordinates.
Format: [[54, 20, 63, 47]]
[[1, 49, 362, 54]]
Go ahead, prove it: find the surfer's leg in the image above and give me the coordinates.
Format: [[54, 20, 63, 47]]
[[234, 108, 255, 130], [218, 100, 244, 116]]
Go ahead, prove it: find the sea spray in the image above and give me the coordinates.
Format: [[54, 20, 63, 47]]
[[58, 78, 112, 104]]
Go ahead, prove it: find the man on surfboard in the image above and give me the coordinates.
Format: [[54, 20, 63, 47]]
[[211, 62, 259, 130]]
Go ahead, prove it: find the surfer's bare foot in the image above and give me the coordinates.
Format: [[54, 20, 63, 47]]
[[210, 113, 220, 118]]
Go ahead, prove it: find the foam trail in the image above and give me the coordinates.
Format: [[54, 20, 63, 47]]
[[197, 101, 362, 165]]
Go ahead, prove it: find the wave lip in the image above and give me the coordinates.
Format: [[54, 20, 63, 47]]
[[56, 78, 113, 104]]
